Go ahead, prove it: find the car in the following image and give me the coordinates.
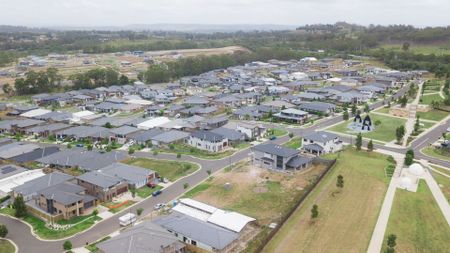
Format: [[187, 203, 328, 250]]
[[152, 190, 162, 197], [269, 136, 277, 140], [146, 182, 157, 188], [162, 178, 169, 183], [154, 203, 166, 210], [76, 143, 84, 147]]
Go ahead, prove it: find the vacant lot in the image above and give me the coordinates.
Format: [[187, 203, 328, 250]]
[[123, 158, 199, 181], [383, 181, 450, 253], [380, 43, 450, 56], [263, 149, 390, 253], [184, 161, 328, 224], [328, 113, 407, 142]]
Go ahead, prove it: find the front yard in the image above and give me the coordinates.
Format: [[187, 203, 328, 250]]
[[155, 143, 237, 159], [327, 113, 407, 142], [102, 200, 136, 213], [382, 181, 450, 252], [136, 185, 163, 198], [263, 149, 391, 253], [123, 158, 199, 181]]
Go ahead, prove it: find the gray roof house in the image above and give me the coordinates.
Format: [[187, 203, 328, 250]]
[[302, 131, 343, 155], [12, 172, 74, 201], [151, 130, 190, 147], [94, 162, 155, 189], [298, 102, 336, 115], [275, 108, 309, 124], [211, 127, 245, 144], [188, 130, 229, 153], [251, 143, 311, 171], [127, 129, 164, 144]]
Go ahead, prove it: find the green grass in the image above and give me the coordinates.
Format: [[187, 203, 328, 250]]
[[430, 168, 450, 203], [421, 146, 450, 162], [268, 128, 288, 137], [375, 106, 391, 114], [156, 143, 236, 159], [328, 113, 407, 142], [283, 137, 302, 149], [123, 158, 199, 181], [136, 185, 163, 198], [0, 239, 15, 253], [420, 93, 444, 105], [233, 142, 251, 150], [382, 181, 450, 253], [416, 109, 449, 121], [85, 236, 111, 253], [0, 208, 101, 240], [183, 183, 212, 198], [380, 43, 450, 56], [56, 213, 97, 225], [262, 149, 390, 253]]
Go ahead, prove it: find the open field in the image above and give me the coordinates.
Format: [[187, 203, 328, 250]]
[[262, 149, 391, 253], [328, 113, 407, 142], [0, 239, 15, 253], [421, 146, 450, 162], [382, 181, 450, 253], [430, 167, 450, 203], [416, 109, 449, 121], [420, 93, 444, 105], [183, 161, 328, 224], [123, 158, 199, 181], [380, 43, 450, 56]]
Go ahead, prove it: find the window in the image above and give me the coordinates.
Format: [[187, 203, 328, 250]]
[[191, 240, 197, 246]]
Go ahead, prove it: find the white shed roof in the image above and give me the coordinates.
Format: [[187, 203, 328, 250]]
[[137, 117, 171, 130], [20, 108, 51, 118], [207, 209, 255, 233]]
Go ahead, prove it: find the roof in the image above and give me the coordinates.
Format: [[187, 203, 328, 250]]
[[20, 108, 52, 118], [303, 131, 339, 143], [110, 126, 140, 136], [56, 126, 111, 139], [10, 146, 59, 163], [298, 102, 336, 112], [211, 127, 245, 141], [286, 155, 313, 168], [151, 130, 190, 143], [38, 182, 86, 205], [191, 130, 225, 142], [127, 129, 164, 143], [99, 163, 154, 185], [137, 117, 171, 130], [154, 214, 239, 250], [12, 172, 74, 196], [97, 222, 183, 253], [0, 164, 28, 180], [77, 170, 123, 189], [252, 143, 299, 157], [0, 143, 40, 159], [27, 123, 71, 133]]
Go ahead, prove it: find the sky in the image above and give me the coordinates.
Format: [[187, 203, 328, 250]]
[[0, 0, 448, 28]]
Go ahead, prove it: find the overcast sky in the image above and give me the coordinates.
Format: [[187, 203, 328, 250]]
[[0, 0, 448, 27]]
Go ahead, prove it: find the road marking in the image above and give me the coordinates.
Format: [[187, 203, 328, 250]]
[[416, 137, 429, 148]]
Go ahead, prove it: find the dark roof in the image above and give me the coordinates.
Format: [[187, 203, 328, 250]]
[[191, 130, 225, 142], [127, 129, 164, 143], [286, 156, 313, 168], [252, 143, 298, 157], [0, 164, 28, 180], [211, 127, 245, 141], [12, 172, 73, 196], [77, 170, 122, 189], [38, 182, 86, 205], [11, 146, 60, 163], [303, 131, 339, 143]]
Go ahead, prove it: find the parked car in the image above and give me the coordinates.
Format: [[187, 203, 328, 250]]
[[147, 182, 157, 188], [269, 136, 277, 140], [76, 143, 84, 147], [154, 203, 166, 210], [152, 190, 162, 197]]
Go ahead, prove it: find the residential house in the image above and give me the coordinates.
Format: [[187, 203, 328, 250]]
[[236, 123, 266, 140], [251, 143, 312, 171], [302, 131, 343, 155], [188, 131, 228, 152], [298, 102, 336, 115], [210, 127, 245, 146], [275, 108, 309, 124]]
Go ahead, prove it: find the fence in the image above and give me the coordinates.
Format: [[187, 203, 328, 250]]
[[253, 158, 337, 253]]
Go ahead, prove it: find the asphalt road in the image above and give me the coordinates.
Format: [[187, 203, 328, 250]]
[[2, 83, 449, 252]]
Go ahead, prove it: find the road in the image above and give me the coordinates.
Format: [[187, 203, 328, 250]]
[[2, 82, 449, 252]]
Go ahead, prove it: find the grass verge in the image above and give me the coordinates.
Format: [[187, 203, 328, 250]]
[[123, 158, 199, 181]]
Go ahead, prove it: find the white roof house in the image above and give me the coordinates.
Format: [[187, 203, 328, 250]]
[[173, 198, 255, 233], [20, 108, 51, 118], [0, 168, 45, 196], [137, 117, 171, 130]]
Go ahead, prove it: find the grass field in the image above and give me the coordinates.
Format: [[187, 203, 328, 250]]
[[262, 149, 390, 253], [430, 168, 450, 203], [382, 181, 450, 253], [136, 185, 163, 198], [123, 158, 199, 181], [328, 113, 407, 142], [283, 137, 302, 149], [380, 43, 450, 56], [421, 146, 450, 162], [0, 239, 15, 253], [416, 109, 449, 121], [420, 93, 444, 105]]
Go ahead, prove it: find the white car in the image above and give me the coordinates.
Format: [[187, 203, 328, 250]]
[[154, 203, 166, 210]]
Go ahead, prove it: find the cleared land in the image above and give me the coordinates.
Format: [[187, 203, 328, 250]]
[[262, 149, 390, 253], [0, 239, 15, 253], [382, 181, 450, 252], [123, 158, 199, 181], [328, 113, 407, 142]]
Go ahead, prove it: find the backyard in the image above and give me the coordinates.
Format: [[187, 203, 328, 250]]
[[262, 149, 391, 253], [123, 157, 199, 181], [327, 113, 407, 142], [382, 181, 450, 253]]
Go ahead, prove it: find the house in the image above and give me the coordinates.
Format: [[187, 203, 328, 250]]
[[154, 198, 255, 253], [127, 129, 164, 145], [151, 130, 190, 148], [26, 123, 72, 138], [77, 171, 129, 202], [251, 143, 312, 171], [296, 92, 325, 101], [55, 126, 111, 142], [210, 127, 245, 146], [37, 181, 97, 220], [200, 116, 229, 130], [0, 142, 40, 159], [0, 119, 44, 134], [298, 102, 336, 115], [188, 131, 228, 152], [97, 222, 185, 253], [10, 146, 59, 163], [236, 122, 266, 140], [0, 165, 45, 197], [109, 126, 140, 144], [275, 108, 309, 124], [98, 163, 156, 189], [137, 117, 171, 130], [12, 172, 74, 201], [302, 131, 343, 155]]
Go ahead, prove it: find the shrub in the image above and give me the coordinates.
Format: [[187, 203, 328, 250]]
[[0, 224, 8, 238], [63, 241, 72, 251]]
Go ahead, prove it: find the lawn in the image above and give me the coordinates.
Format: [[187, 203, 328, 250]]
[[268, 128, 288, 137], [282, 137, 302, 149], [420, 93, 444, 105], [155, 143, 237, 159], [0, 207, 101, 240], [421, 146, 450, 162], [328, 113, 407, 142], [430, 168, 450, 203], [416, 109, 449, 121], [379, 43, 450, 56], [85, 236, 111, 253], [262, 149, 390, 253], [374, 106, 391, 114], [382, 181, 450, 253], [123, 158, 199, 181], [0, 239, 15, 253], [136, 185, 163, 198]]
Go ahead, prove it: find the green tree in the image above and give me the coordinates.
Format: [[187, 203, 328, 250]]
[[336, 175, 344, 188], [288, 132, 294, 138], [367, 139, 374, 152], [0, 224, 8, 238], [355, 133, 362, 150], [414, 116, 420, 133], [183, 183, 189, 189], [402, 42, 410, 51], [395, 125, 405, 143], [128, 147, 135, 154], [206, 170, 212, 176], [143, 64, 170, 83], [343, 109, 349, 120], [2, 83, 13, 95], [119, 74, 129, 85], [63, 240, 72, 251], [364, 103, 370, 113], [104, 122, 113, 128], [404, 149, 415, 166], [87, 144, 93, 151], [13, 195, 27, 218], [92, 209, 98, 216], [387, 234, 397, 248], [137, 208, 144, 216], [351, 104, 357, 115], [311, 204, 319, 219]]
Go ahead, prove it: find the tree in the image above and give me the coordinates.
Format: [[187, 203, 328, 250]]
[[414, 116, 420, 133], [400, 95, 408, 107], [206, 170, 212, 176], [405, 149, 414, 166], [355, 133, 362, 150], [67, 143, 73, 149], [288, 132, 294, 138], [177, 153, 181, 158], [2, 83, 12, 95], [402, 42, 410, 51], [395, 125, 405, 143], [92, 209, 98, 216], [128, 147, 135, 154], [311, 204, 319, 219], [129, 187, 136, 198], [0, 224, 8, 238], [183, 183, 189, 189], [13, 195, 27, 218], [367, 139, 374, 152], [63, 240, 72, 251], [343, 109, 349, 120], [104, 122, 113, 128], [87, 144, 93, 151], [351, 104, 357, 115], [364, 103, 370, 113], [119, 74, 129, 85], [336, 175, 344, 188], [387, 234, 397, 248], [137, 208, 144, 216]]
